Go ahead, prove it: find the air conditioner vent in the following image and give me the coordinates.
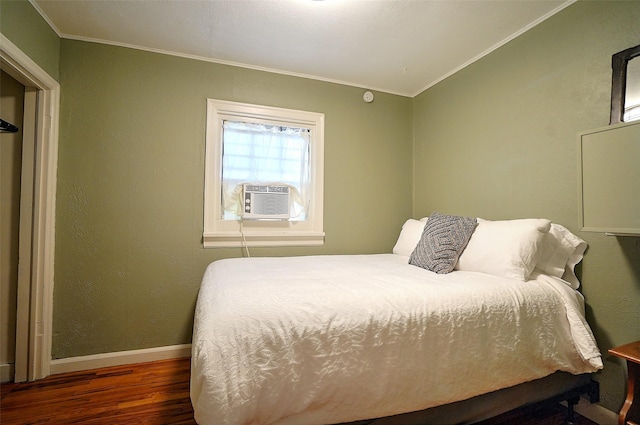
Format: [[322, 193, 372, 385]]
[[242, 185, 290, 220]]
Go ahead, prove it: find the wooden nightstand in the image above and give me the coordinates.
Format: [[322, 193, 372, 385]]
[[609, 341, 640, 425]]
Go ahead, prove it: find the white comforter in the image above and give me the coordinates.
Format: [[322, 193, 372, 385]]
[[190, 254, 602, 425]]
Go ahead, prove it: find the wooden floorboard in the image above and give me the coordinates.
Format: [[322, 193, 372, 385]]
[[1, 358, 195, 425], [1, 358, 598, 424]]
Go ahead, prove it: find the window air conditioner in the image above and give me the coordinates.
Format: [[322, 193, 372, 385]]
[[242, 184, 290, 220]]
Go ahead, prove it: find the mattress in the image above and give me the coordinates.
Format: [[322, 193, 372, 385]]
[[190, 254, 602, 425]]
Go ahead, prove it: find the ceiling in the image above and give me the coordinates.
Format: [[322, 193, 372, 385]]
[[32, 0, 574, 97]]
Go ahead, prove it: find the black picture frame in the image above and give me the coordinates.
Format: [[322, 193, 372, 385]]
[[610, 44, 640, 124]]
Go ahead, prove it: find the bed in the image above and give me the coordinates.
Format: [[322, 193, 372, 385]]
[[190, 214, 603, 425]]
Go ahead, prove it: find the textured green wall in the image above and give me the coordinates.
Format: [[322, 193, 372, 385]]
[[0, 0, 60, 80], [54, 40, 413, 357], [412, 1, 640, 413]]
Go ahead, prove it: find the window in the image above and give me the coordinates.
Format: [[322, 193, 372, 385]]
[[220, 121, 310, 221], [203, 99, 324, 247]]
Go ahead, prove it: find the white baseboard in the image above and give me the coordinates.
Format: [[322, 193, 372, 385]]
[[563, 397, 619, 425], [1, 363, 15, 383], [49, 344, 192, 375]]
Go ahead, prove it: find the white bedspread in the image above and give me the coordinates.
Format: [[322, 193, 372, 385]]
[[190, 254, 602, 425]]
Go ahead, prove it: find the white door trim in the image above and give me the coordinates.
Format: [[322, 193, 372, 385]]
[[13, 86, 37, 383], [0, 34, 59, 381]]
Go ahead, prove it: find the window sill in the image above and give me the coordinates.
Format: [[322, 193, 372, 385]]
[[203, 231, 325, 248]]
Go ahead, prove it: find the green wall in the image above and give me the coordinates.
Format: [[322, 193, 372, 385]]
[[0, 0, 60, 81], [53, 40, 413, 357], [412, 1, 640, 413]]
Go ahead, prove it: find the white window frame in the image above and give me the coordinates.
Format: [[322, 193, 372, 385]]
[[203, 99, 325, 248]]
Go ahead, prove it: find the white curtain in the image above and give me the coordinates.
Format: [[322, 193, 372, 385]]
[[221, 120, 311, 220]]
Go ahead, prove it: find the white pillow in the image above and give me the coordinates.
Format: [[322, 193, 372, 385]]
[[393, 219, 427, 257], [562, 241, 587, 289], [456, 218, 551, 281], [536, 223, 587, 289]]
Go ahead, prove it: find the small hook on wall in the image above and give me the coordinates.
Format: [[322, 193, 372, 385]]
[[1, 118, 19, 133]]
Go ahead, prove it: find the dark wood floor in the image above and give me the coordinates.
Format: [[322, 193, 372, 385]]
[[1, 358, 195, 424], [1, 358, 598, 425]]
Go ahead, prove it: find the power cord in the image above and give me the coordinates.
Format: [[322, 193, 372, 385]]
[[239, 220, 251, 258]]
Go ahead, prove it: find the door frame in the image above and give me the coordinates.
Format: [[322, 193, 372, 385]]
[[0, 34, 59, 381]]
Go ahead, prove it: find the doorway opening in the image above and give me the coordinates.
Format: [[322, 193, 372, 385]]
[[0, 34, 59, 382]]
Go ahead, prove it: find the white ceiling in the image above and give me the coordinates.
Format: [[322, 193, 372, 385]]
[[32, 0, 574, 97]]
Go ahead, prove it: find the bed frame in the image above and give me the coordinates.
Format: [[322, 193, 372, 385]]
[[339, 372, 599, 425]]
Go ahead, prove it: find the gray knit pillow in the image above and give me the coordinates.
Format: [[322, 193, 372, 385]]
[[409, 212, 477, 274]]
